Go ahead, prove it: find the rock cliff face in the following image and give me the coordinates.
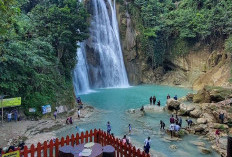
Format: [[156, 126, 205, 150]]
[[116, 0, 231, 89], [116, 2, 142, 85]]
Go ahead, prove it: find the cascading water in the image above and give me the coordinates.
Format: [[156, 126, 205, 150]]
[[73, 0, 129, 95], [73, 43, 91, 95]]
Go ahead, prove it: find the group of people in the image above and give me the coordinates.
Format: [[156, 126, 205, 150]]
[[0, 141, 25, 155], [149, 96, 161, 106], [66, 117, 73, 125], [166, 94, 177, 100], [169, 115, 182, 138], [7, 110, 18, 122]]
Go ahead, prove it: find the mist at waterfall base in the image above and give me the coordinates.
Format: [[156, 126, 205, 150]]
[[73, 0, 129, 95], [57, 85, 219, 157]]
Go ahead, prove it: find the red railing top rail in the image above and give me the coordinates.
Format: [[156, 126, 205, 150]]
[[1, 129, 150, 157]]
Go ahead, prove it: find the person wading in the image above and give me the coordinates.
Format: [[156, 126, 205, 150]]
[[153, 96, 156, 105], [149, 96, 152, 105], [170, 115, 175, 124]]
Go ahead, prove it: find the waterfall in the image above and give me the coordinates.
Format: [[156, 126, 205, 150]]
[[73, 43, 91, 95], [73, 0, 129, 95]]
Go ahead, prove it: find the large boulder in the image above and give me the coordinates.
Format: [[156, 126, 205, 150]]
[[202, 113, 215, 123], [190, 141, 205, 147], [197, 118, 207, 124], [193, 86, 232, 103], [186, 93, 194, 101], [179, 104, 187, 115], [179, 104, 196, 116], [198, 146, 211, 154], [212, 123, 229, 130], [190, 109, 202, 118], [229, 128, 232, 136], [186, 105, 195, 112], [194, 124, 207, 133], [167, 98, 180, 110]]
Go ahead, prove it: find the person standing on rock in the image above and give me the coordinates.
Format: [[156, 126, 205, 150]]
[[77, 109, 81, 119], [53, 110, 57, 120], [174, 95, 178, 100], [107, 121, 111, 134], [69, 117, 73, 124], [186, 119, 193, 128], [215, 129, 220, 147], [160, 120, 165, 130], [128, 124, 132, 135], [170, 115, 175, 124], [149, 96, 152, 105], [219, 112, 224, 124], [167, 94, 170, 99], [153, 96, 156, 105], [179, 117, 182, 127], [175, 115, 179, 124], [169, 123, 175, 138], [144, 137, 151, 154]]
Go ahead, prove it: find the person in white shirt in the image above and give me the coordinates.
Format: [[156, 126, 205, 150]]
[[8, 113, 12, 122], [144, 137, 151, 154], [169, 124, 175, 138], [77, 109, 81, 118]]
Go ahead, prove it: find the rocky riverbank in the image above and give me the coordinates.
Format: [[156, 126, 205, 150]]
[[166, 96, 232, 156], [0, 104, 97, 150]]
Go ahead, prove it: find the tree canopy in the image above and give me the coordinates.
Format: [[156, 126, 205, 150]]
[[0, 0, 89, 116], [129, 0, 232, 67]]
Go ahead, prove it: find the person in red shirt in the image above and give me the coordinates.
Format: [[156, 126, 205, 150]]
[[170, 115, 175, 124], [215, 129, 220, 147]]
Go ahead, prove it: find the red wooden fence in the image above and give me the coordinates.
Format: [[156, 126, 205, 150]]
[[1, 129, 150, 157]]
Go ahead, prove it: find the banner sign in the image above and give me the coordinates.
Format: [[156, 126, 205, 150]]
[[56, 106, 65, 113], [42, 105, 51, 114], [29, 108, 36, 113], [2, 150, 20, 157], [2, 97, 21, 108]]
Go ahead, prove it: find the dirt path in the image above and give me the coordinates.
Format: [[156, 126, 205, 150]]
[[0, 105, 96, 149]]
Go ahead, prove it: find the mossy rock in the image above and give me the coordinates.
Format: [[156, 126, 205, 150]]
[[193, 86, 232, 103]]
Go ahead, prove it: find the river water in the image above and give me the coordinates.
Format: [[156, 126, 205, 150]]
[[56, 85, 219, 157]]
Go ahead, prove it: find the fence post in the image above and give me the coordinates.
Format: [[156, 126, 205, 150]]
[[30, 144, 35, 157], [55, 138, 59, 157], [37, 142, 42, 157], [61, 137, 65, 146], [137, 149, 141, 157], [43, 141, 48, 157], [94, 129, 98, 143], [90, 130, 93, 142], [23, 145, 28, 157], [76, 133, 80, 145], [142, 151, 146, 157], [85, 130, 89, 143], [81, 132, 84, 143], [71, 134, 75, 146], [115, 138, 119, 157], [132, 146, 136, 157], [49, 139, 54, 157], [66, 135, 70, 145]]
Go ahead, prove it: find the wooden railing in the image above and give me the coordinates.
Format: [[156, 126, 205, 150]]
[[1, 129, 150, 157]]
